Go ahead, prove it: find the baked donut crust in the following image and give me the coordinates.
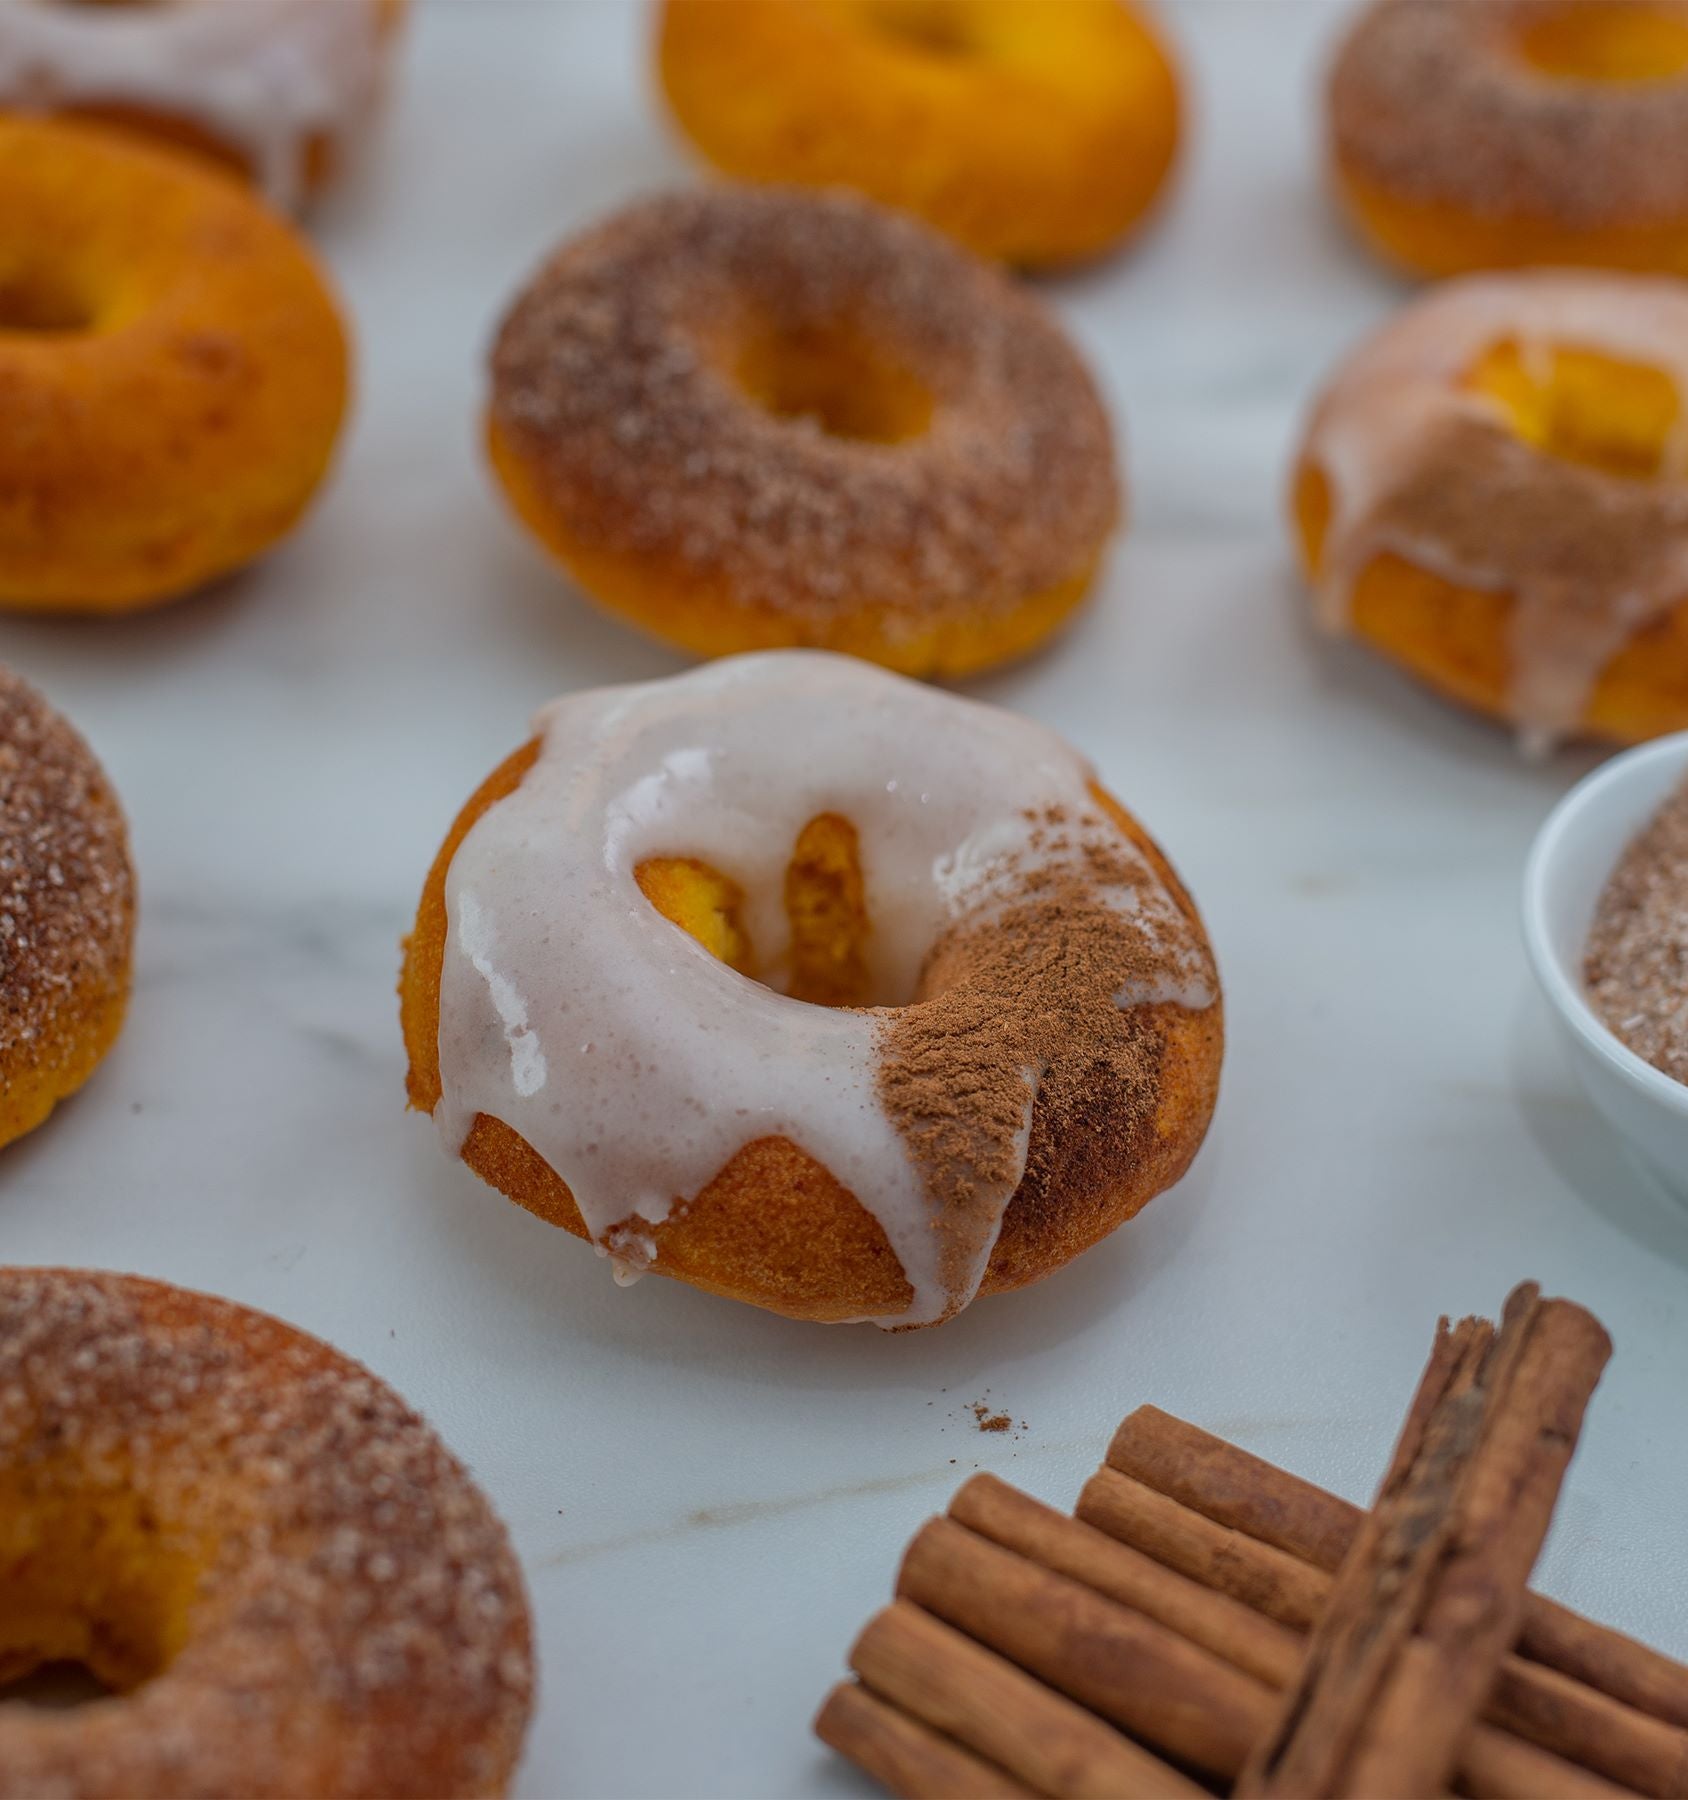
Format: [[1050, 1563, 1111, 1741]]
[[1292, 271, 1688, 746], [1330, 0, 1688, 277], [657, 0, 1180, 269], [0, 116, 349, 614], [0, 1267, 533, 1800], [0, 666, 134, 1150], [400, 659, 1222, 1327], [485, 186, 1119, 679]]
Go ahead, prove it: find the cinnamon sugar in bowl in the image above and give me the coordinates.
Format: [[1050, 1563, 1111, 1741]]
[[1524, 732, 1688, 1202]]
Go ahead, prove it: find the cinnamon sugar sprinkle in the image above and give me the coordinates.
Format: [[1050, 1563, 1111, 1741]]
[[1332, 1, 1688, 227], [0, 666, 133, 1078], [0, 1269, 533, 1798], [877, 810, 1215, 1318], [489, 185, 1118, 627], [1585, 773, 1688, 1085]]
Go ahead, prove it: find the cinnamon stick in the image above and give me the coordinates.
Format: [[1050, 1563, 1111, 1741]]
[[848, 1600, 1204, 1800], [1108, 1405, 1688, 1732], [896, 1513, 1275, 1780], [814, 1682, 1034, 1799], [1076, 1466, 1688, 1798], [1235, 1284, 1612, 1799]]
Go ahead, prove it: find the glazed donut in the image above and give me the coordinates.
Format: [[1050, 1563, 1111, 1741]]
[[1330, 0, 1688, 278], [657, 0, 1181, 269], [1, 665, 134, 1150], [0, 0, 406, 212], [486, 186, 1119, 679], [0, 116, 348, 614], [400, 652, 1222, 1329], [1292, 271, 1688, 748], [0, 1267, 533, 1800]]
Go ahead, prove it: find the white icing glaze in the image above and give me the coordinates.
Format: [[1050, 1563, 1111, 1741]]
[[1301, 271, 1688, 746], [0, 0, 392, 211], [433, 651, 1212, 1327]]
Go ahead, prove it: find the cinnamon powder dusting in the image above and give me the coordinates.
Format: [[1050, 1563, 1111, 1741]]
[[0, 666, 134, 1079], [876, 812, 1215, 1322], [1585, 772, 1688, 1085]]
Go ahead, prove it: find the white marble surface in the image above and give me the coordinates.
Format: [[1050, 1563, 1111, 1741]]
[[3, 3, 1687, 1795]]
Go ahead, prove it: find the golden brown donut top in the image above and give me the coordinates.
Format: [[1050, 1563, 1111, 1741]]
[[0, 668, 133, 1075], [1331, 0, 1688, 227], [488, 185, 1119, 623], [0, 1268, 533, 1799]]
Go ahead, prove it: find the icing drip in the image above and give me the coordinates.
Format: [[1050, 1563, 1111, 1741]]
[[433, 652, 1213, 1327], [0, 0, 390, 211], [1301, 272, 1688, 747]]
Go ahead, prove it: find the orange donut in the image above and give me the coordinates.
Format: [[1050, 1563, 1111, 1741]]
[[1330, 0, 1688, 278], [487, 186, 1119, 679], [657, 0, 1181, 268], [400, 653, 1222, 1329], [1292, 270, 1688, 747], [0, 116, 349, 614], [0, 665, 134, 1151], [0, 0, 408, 211], [0, 1267, 534, 1799]]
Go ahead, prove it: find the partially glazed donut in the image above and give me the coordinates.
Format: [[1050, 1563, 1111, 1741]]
[[0, 1268, 533, 1799], [0, 116, 348, 613], [0, 0, 406, 212], [0, 665, 134, 1149], [1331, 0, 1688, 277], [486, 186, 1119, 679], [657, 0, 1181, 269], [1292, 271, 1688, 747], [400, 652, 1222, 1329]]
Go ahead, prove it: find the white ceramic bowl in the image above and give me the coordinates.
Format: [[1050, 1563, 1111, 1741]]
[[1523, 733, 1688, 1205]]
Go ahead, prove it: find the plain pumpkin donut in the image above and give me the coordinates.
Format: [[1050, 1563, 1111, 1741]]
[[486, 185, 1119, 679], [0, 0, 408, 212], [1330, 0, 1688, 278], [0, 115, 349, 614], [1293, 270, 1688, 748], [399, 652, 1222, 1329], [0, 1267, 534, 1800], [0, 664, 134, 1151], [657, 0, 1181, 268]]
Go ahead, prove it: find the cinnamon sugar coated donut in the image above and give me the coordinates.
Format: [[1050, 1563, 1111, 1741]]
[[0, 1268, 534, 1799], [486, 186, 1119, 678], [0, 116, 349, 614], [400, 652, 1222, 1328], [657, 0, 1181, 269], [1293, 271, 1688, 748], [0, 0, 407, 211], [1331, 0, 1688, 277], [0, 666, 134, 1150]]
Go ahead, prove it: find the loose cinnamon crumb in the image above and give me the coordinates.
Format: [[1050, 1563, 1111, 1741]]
[[1585, 772, 1688, 1084]]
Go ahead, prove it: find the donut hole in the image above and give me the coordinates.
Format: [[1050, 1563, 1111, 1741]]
[[853, 0, 982, 59], [0, 1662, 114, 1710], [636, 812, 879, 1007], [733, 325, 933, 444], [0, 265, 99, 335], [0, 1487, 205, 1697], [1514, 2, 1688, 81], [1468, 338, 1680, 479]]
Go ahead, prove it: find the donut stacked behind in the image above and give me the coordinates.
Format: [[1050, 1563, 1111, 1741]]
[[0, 1268, 534, 1800], [657, 0, 1181, 268], [1330, 0, 1688, 277], [0, 116, 349, 614], [0, 0, 407, 211], [486, 185, 1119, 678], [0, 666, 134, 1150], [1294, 271, 1688, 746]]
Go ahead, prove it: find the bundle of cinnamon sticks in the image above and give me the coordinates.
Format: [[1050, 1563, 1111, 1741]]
[[817, 1282, 1688, 1799]]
